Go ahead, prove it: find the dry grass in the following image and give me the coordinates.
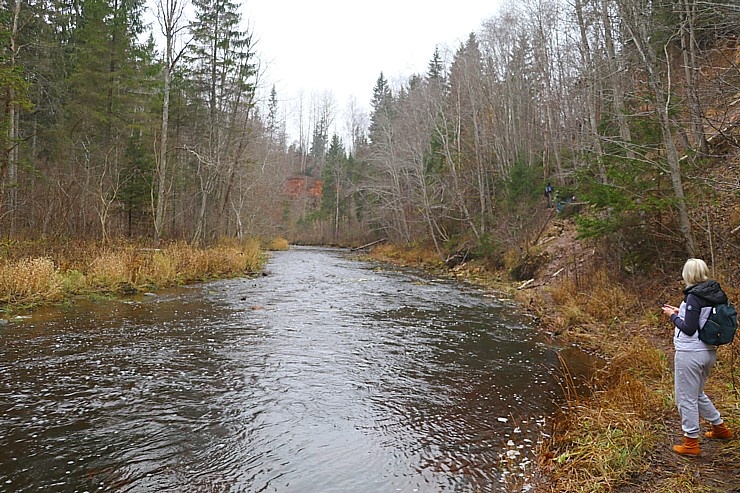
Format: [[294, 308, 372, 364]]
[[0, 257, 64, 305], [648, 470, 713, 493], [543, 269, 642, 355], [0, 238, 265, 311], [369, 243, 444, 268], [266, 237, 290, 251], [549, 270, 636, 329], [88, 250, 135, 291], [541, 338, 670, 492], [536, 268, 740, 492]]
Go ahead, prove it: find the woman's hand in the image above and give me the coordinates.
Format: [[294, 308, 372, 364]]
[[661, 304, 679, 317]]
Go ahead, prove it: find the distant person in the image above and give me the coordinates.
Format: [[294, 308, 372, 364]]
[[544, 182, 553, 208], [661, 258, 733, 456]]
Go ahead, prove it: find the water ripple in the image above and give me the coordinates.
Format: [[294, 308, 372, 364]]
[[0, 247, 594, 492]]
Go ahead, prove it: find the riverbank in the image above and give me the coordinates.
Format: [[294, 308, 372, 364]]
[[365, 227, 740, 493], [0, 237, 286, 315], [3, 236, 737, 490], [0, 245, 568, 491]]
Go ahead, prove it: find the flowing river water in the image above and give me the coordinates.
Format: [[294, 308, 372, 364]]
[[0, 246, 592, 492]]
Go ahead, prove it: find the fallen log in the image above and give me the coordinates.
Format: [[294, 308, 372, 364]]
[[350, 238, 387, 252]]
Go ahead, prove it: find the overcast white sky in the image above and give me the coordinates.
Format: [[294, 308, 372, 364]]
[[245, 0, 504, 117]]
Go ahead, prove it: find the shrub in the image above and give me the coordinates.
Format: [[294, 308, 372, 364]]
[[0, 257, 63, 305], [88, 251, 134, 291], [267, 237, 290, 251]]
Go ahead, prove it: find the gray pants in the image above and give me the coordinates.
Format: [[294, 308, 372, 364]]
[[674, 350, 722, 438]]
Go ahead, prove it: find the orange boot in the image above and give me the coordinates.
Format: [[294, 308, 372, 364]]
[[705, 422, 733, 439], [672, 436, 700, 456]]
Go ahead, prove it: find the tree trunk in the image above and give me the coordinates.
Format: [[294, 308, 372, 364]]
[[621, 5, 696, 256], [681, 0, 708, 156], [602, 0, 635, 159], [574, 0, 606, 181], [155, 57, 171, 241], [3, 0, 23, 234], [154, 0, 188, 241]]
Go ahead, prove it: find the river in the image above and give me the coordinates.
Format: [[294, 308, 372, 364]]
[[0, 246, 590, 492]]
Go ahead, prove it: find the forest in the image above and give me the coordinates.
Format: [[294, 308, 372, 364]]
[[2, 0, 739, 269], [3, 0, 740, 489]]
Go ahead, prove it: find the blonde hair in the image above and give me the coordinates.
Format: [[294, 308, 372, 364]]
[[682, 258, 710, 287]]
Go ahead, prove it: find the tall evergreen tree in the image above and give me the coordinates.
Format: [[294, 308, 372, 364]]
[[54, 0, 150, 237], [427, 45, 444, 81], [188, 0, 255, 127], [320, 134, 347, 237], [66, 0, 147, 141], [1, 0, 30, 226], [187, 0, 257, 242], [368, 72, 392, 144], [266, 84, 279, 139], [310, 114, 329, 167]]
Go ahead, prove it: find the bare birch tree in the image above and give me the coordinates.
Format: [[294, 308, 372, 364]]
[[574, 0, 606, 181], [679, 0, 708, 156], [2, 0, 24, 233], [600, 0, 635, 159], [154, 0, 190, 241], [444, 34, 487, 241], [188, 0, 256, 242]]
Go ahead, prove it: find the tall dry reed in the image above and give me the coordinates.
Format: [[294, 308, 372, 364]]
[[370, 243, 442, 267], [0, 257, 63, 305], [0, 238, 265, 310], [266, 237, 290, 251]]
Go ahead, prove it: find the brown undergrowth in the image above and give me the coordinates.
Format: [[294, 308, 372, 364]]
[[0, 237, 272, 312], [370, 242, 446, 269], [367, 237, 740, 492], [529, 264, 740, 493]]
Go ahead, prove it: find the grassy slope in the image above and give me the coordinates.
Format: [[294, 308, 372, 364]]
[[523, 217, 740, 493]]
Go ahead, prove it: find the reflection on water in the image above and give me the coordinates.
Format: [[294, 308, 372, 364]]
[[0, 247, 592, 492]]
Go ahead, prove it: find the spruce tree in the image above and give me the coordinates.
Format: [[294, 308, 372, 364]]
[[187, 0, 257, 242], [368, 72, 392, 144], [52, 0, 150, 237], [427, 45, 444, 81], [320, 134, 347, 236]]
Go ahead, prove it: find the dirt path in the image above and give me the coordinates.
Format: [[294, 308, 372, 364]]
[[614, 428, 740, 492]]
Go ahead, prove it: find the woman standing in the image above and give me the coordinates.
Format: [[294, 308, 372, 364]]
[[661, 258, 733, 455]]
